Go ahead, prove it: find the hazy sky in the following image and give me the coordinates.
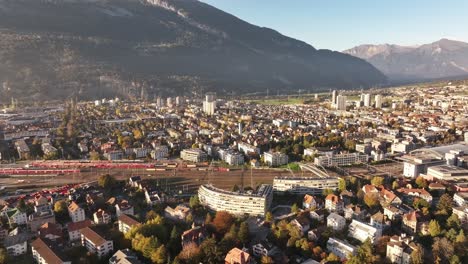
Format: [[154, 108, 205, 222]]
[[201, 0, 468, 51]]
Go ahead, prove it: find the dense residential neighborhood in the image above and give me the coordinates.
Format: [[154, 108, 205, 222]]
[[0, 83, 467, 263]]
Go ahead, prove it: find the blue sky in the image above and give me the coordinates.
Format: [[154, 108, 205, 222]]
[[200, 0, 468, 51]]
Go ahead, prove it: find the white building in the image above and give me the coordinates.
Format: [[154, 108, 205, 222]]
[[327, 213, 346, 231], [68, 202, 86, 223], [386, 235, 418, 264], [198, 184, 273, 216], [180, 149, 208, 163], [203, 93, 216, 115], [326, 237, 356, 260], [67, 220, 93, 242], [375, 94, 383, 109], [6, 208, 27, 226], [325, 194, 344, 213], [93, 209, 111, 225], [118, 214, 141, 234], [32, 238, 71, 264], [363, 93, 371, 107], [80, 227, 114, 258], [335, 95, 347, 111], [4, 233, 28, 256], [115, 200, 134, 217], [273, 177, 339, 195], [225, 152, 245, 166], [314, 153, 368, 167], [151, 146, 169, 160], [263, 151, 288, 167], [348, 219, 381, 244]]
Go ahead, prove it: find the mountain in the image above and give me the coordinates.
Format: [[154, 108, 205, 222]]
[[344, 39, 468, 81], [0, 0, 386, 102]]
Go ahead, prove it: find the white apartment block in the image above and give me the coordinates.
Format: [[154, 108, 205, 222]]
[[151, 146, 169, 160], [327, 213, 346, 231], [225, 152, 245, 166], [4, 234, 28, 256], [68, 202, 86, 223], [314, 153, 368, 167], [273, 177, 339, 195], [180, 149, 208, 163], [93, 209, 111, 225], [118, 214, 141, 234], [335, 95, 347, 111], [348, 219, 381, 244], [6, 208, 27, 226], [263, 151, 288, 167], [32, 238, 71, 264], [81, 227, 114, 258], [198, 184, 273, 216], [327, 237, 356, 260], [238, 142, 260, 155], [386, 235, 417, 264]]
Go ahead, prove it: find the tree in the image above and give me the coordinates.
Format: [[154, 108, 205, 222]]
[[151, 245, 167, 264], [205, 213, 212, 224], [98, 174, 116, 189], [364, 193, 380, 208], [0, 248, 9, 264], [338, 178, 347, 192], [347, 238, 378, 264], [437, 193, 453, 215], [89, 151, 101, 160], [200, 238, 223, 264], [392, 180, 400, 190], [213, 211, 234, 235], [432, 237, 454, 264], [261, 256, 274, 264], [322, 189, 334, 196], [265, 211, 273, 222], [455, 230, 465, 243], [189, 195, 200, 208], [325, 252, 341, 263], [371, 176, 384, 187], [53, 200, 67, 215], [410, 244, 424, 264], [429, 220, 442, 237], [177, 242, 201, 263], [238, 222, 250, 245], [415, 176, 428, 189], [447, 214, 460, 229], [291, 203, 299, 214], [413, 198, 430, 210], [146, 210, 159, 221]]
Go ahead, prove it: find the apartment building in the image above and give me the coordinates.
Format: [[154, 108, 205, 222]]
[[198, 184, 273, 216], [93, 209, 111, 225], [80, 227, 114, 258], [180, 148, 208, 163], [348, 219, 381, 244], [115, 200, 134, 217], [68, 202, 86, 223], [386, 235, 419, 264], [118, 214, 141, 234], [314, 153, 368, 167], [326, 237, 356, 260], [263, 151, 288, 167], [325, 194, 344, 213], [327, 213, 346, 231], [31, 238, 71, 264]]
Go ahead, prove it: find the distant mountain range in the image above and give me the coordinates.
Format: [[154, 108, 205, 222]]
[[0, 0, 386, 102], [344, 39, 468, 81]]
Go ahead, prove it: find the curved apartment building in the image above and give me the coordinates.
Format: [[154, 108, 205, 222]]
[[198, 184, 273, 217]]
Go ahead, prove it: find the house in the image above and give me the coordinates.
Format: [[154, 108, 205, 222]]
[[181, 225, 207, 248], [109, 249, 143, 264], [252, 240, 279, 257], [291, 218, 310, 234], [4, 233, 28, 256], [303, 194, 319, 209], [93, 209, 111, 225], [362, 184, 379, 194], [34, 195, 51, 213], [28, 209, 56, 232], [327, 213, 346, 231], [370, 212, 388, 231], [340, 190, 355, 205], [344, 204, 366, 220], [452, 206, 468, 226], [225, 247, 251, 264], [309, 209, 326, 222], [128, 176, 142, 188], [386, 235, 420, 264], [327, 237, 356, 260], [384, 205, 404, 221], [348, 219, 381, 244], [145, 189, 163, 206], [115, 200, 134, 217], [164, 205, 191, 222], [38, 222, 63, 243], [80, 227, 114, 258], [6, 208, 27, 226], [67, 219, 93, 242], [325, 194, 344, 213], [379, 189, 402, 206], [402, 211, 429, 235], [118, 214, 141, 234], [31, 238, 71, 264], [68, 201, 86, 223], [397, 188, 433, 204]]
